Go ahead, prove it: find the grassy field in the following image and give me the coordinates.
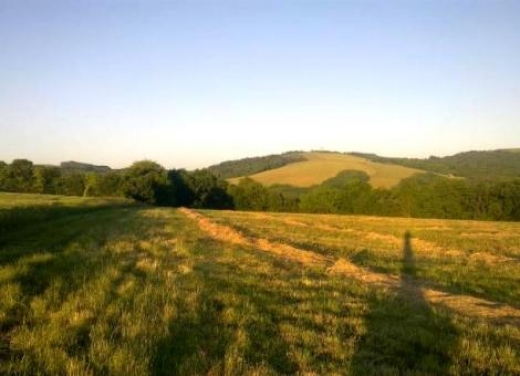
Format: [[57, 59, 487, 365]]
[[0, 193, 133, 237], [1, 193, 519, 374], [228, 152, 425, 189]]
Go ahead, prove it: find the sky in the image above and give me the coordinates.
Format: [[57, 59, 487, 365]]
[[1, 0, 519, 169]]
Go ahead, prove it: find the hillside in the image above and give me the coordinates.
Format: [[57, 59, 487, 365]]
[[60, 161, 112, 174], [353, 149, 520, 179], [228, 152, 425, 189], [206, 152, 305, 179]]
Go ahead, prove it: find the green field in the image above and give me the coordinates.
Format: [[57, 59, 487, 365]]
[[1, 193, 519, 374], [228, 152, 425, 189]]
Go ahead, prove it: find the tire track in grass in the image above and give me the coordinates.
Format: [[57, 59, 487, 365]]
[[180, 208, 520, 324]]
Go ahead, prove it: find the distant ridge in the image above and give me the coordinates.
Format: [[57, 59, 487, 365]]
[[60, 161, 112, 174], [210, 148, 520, 189], [353, 149, 520, 179], [207, 152, 305, 179]]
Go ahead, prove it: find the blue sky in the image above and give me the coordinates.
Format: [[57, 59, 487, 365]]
[[1, 0, 519, 169]]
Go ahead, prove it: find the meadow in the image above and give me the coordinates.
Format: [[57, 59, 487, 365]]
[[228, 152, 425, 189], [1, 192, 519, 375]]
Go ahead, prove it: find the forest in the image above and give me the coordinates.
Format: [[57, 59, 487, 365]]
[[1, 157, 520, 221]]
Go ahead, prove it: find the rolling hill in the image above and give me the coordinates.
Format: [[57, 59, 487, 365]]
[[353, 149, 520, 179], [228, 152, 425, 189]]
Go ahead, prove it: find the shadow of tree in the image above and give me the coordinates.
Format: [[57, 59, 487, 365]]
[[151, 240, 300, 375], [0, 207, 163, 370], [351, 231, 459, 374]]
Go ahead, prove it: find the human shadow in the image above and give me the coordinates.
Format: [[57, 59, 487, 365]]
[[350, 231, 459, 374]]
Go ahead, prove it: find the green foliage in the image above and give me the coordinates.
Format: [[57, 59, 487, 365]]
[[321, 169, 370, 188], [57, 174, 86, 197], [3, 155, 520, 219], [183, 170, 233, 209], [354, 149, 520, 179], [123, 160, 172, 205], [300, 186, 342, 213], [33, 166, 61, 194], [166, 169, 196, 207], [88, 172, 125, 197], [228, 177, 269, 211], [206, 152, 305, 179]]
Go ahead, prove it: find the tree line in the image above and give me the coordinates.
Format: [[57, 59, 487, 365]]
[[2, 159, 520, 221], [227, 170, 520, 221], [353, 149, 520, 179]]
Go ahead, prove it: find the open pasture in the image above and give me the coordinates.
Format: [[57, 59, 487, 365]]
[[228, 152, 425, 189], [1, 193, 519, 374]]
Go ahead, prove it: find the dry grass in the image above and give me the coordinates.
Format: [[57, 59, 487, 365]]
[[228, 152, 424, 188], [182, 209, 520, 323], [3, 198, 520, 374]]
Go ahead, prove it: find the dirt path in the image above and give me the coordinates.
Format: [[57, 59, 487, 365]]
[[180, 208, 520, 324]]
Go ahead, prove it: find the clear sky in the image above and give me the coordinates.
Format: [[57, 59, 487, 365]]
[[1, 0, 519, 169]]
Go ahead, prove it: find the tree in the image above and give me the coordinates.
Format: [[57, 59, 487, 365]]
[[0, 161, 9, 191], [167, 169, 196, 207], [57, 174, 86, 196], [123, 160, 171, 205], [9, 159, 35, 192], [91, 172, 125, 197], [33, 166, 61, 194], [228, 177, 269, 211], [299, 186, 342, 213], [185, 170, 233, 209]]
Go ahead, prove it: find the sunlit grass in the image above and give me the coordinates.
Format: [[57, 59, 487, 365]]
[[204, 210, 520, 307], [1, 199, 519, 374]]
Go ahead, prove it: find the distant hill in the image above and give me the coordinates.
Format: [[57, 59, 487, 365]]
[[352, 149, 520, 179], [227, 152, 425, 189], [207, 152, 306, 179], [60, 161, 112, 175]]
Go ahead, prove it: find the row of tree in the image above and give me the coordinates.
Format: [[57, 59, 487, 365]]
[[2, 159, 520, 221], [230, 171, 520, 221], [0, 159, 233, 209], [0, 159, 124, 197]]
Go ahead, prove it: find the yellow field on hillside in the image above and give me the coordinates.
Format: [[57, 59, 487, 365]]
[[229, 152, 424, 188]]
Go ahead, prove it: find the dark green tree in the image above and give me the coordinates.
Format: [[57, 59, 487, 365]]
[[57, 174, 86, 196], [228, 177, 269, 211], [0, 161, 9, 191], [90, 172, 125, 197], [33, 166, 61, 194], [299, 186, 342, 213], [9, 159, 35, 192], [123, 161, 172, 205], [167, 169, 196, 207], [185, 170, 233, 209]]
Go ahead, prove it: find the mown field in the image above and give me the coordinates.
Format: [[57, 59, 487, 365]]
[[1, 193, 519, 375], [228, 152, 425, 189]]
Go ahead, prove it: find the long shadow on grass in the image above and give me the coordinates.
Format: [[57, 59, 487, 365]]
[[0, 204, 135, 265], [151, 238, 300, 375], [0, 207, 160, 369], [350, 231, 459, 374]]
